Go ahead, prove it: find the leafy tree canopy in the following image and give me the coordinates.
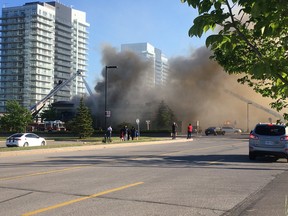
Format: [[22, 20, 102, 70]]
[[0, 100, 33, 132], [181, 0, 288, 121]]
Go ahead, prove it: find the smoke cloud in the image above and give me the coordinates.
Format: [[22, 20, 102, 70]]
[[87, 44, 276, 131]]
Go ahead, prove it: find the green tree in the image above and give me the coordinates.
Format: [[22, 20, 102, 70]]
[[181, 0, 288, 121], [71, 98, 94, 138], [40, 104, 57, 121], [0, 100, 33, 132], [155, 101, 176, 129]]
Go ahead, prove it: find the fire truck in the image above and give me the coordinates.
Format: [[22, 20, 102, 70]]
[[28, 70, 93, 132], [44, 120, 66, 132]]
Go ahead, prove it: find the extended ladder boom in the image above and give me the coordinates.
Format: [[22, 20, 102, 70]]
[[30, 70, 82, 116], [224, 89, 284, 120], [81, 76, 93, 97]]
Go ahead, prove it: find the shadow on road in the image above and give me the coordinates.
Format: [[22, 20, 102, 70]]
[[1, 153, 286, 171]]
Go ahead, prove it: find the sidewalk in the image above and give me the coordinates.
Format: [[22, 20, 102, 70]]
[[225, 170, 288, 216], [0, 137, 192, 158]]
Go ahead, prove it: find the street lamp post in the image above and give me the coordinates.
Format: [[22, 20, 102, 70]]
[[104, 65, 117, 141], [247, 102, 252, 132]]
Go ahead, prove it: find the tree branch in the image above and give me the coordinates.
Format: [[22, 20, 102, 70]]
[[225, 0, 288, 86], [225, 0, 263, 59]]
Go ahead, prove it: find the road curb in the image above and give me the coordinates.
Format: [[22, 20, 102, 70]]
[[0, 138, 193, 157]]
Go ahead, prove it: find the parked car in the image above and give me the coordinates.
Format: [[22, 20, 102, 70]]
[[249, 123, 288, 162], [6, 133, 46, 147], [221, 126, 242, 134], [205, 127, 225, 136]]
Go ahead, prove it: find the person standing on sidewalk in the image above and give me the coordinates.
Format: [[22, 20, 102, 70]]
[[106, 126, 112, 142], [171, 122, 178, 139], [187, 123, 193, 139]]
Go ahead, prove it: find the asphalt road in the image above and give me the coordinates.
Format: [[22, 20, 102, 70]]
[[0, 136, 287, 216]]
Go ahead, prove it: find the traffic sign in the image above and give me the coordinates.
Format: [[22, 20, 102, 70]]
[[105, 111, 111, 117]]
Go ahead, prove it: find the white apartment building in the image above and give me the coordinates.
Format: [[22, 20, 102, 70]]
[[121, 42, 169, 89], [0, 1, 89, 113]]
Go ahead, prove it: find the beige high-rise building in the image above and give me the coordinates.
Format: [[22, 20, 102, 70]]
[[0, 1, 89, 113], [121, 42, 169, 89]]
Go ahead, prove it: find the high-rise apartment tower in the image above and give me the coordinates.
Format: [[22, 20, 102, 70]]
[[121, 42, 169, 89], [0, 1, 89, 113]]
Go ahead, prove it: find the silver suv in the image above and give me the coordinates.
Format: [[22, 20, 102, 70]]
[[249, 123, 288, 162], [221, 126, 242, 133]]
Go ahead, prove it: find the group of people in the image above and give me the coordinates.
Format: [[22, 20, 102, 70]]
[[120, 125, 139, 141], [171, 122, 193, 139], [107, 122, 193, 141], [105, 125, 139, 142]]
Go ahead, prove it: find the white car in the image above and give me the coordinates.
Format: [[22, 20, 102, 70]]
[[221, 126, 242, 134], [6, 133, 46, 147]]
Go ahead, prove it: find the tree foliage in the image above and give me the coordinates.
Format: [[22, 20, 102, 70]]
[[181, 0, 288, 121], [155, 101, 176, 129], [0, 100, 33, 132], [40, 104, 58, 121], [71, 98, 94, 138]]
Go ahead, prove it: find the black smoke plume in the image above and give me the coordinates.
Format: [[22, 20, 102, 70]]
[[87, 45, 275, 131]]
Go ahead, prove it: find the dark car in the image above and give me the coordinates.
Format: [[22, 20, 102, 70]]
[[205, 127, 225, 136]]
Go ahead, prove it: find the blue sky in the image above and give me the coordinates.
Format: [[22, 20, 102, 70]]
[[3, 0, 208, 89]]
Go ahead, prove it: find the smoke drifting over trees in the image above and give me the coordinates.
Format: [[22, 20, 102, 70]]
[[87, 45, 275, 130]]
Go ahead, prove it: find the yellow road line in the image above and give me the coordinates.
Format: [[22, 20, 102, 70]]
[[22, 182, 144, 216], [0, 166, 89, 181]]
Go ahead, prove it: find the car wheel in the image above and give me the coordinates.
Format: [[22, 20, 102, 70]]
[[41, 141, 46, 146], [205, 133, 208, 136], [249, 152, 256, 160], [23, 142, 29, 147]]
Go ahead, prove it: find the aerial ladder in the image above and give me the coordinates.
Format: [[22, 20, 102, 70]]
[[81, 75, 94, 97], [30, 70, 85, 117], [224, 88, 284, 121]]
